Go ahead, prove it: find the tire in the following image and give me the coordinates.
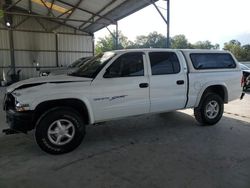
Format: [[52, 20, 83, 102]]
[[194, 93, 224, 126], [35, 107, 86, 154]]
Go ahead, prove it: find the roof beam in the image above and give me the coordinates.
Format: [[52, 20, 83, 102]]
[[83, 0, 158, 33], [48, 0, 55, 16], [51, 19, 88, 34], [28, 0, 32, 13], [151, 0, 168, 25], [40, 0, 55, 17], [4, 0, 23, 11], [79, 0, 116, 30], [51, 0, 83, 31], [13, 16, 30, 28], [63, 0, 83, 21], [56, 8, 73, 18], [4, 11, 109, 25], [0, 27, 91, 36], [82, 0, 130, 32], [35, 17, 48, 31], [5, 6, 90, 33], [55, 0, 115, 23]]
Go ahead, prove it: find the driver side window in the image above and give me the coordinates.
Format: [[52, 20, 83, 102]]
[[104, 52, 144, 78]]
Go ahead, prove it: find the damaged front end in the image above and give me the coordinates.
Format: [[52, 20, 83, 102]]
[[2, 74, 92, 135], [2, 92, 34, 134]]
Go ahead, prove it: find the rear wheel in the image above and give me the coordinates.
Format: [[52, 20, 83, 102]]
[[35, 107, 85, 154], [194, 93, 224, 126]]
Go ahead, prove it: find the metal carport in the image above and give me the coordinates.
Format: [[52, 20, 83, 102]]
[[0, 0, 165, 82]]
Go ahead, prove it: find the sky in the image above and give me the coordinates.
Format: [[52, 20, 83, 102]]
[[94, 0, 250, 47]]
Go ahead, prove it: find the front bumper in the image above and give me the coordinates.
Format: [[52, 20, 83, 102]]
[[6, 110, 34, 133]]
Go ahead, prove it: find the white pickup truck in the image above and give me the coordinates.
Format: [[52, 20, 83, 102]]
[[3, 49, 242, 154]]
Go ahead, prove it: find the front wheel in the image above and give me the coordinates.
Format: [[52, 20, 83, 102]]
[[35, 107, 85, 154], [194, 93, 224, 126]]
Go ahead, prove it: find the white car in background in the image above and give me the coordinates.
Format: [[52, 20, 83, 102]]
[[39, 56, 92, 76]]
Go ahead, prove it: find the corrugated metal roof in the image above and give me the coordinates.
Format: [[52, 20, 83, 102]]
[[6, 0, 158, 34]]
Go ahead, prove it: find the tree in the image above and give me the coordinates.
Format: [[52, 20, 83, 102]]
[[242, 44, 250, 61], [223, 40, 245, 61], [95, 31, 250, 61], [192, 40, 220, 49], [95, 35, 114, 54], [134, 32, 166, 48], [95, 31, 133, 54], [214, 44, 220, 50], [95, 31, 167, 53], [170, 35, 191, 49]]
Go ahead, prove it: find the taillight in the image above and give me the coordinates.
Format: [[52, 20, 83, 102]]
[[241, 76, 244, 87]]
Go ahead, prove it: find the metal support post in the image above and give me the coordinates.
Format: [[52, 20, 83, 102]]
[[105, 23, 119, 50], [115, 22, 118, 50], [9, 28, 16, 75], [152, 0, 170, 48], [166, 0, 170, 48], [55, 33, 59, 67], [92, 35, 95, 55], [28, 0, 32, 13]]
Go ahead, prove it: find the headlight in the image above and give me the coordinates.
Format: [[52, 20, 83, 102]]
[[15, 102, 30, 112]]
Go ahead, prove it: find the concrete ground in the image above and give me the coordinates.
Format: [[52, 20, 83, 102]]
[[0, 87, 250, 188]]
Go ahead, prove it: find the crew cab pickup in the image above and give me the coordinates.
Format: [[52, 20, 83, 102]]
[[3, 49, 242, 154]]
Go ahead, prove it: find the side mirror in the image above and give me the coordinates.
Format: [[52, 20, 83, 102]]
[[103, 69, 112, 78], [103, 68, 119, 78]]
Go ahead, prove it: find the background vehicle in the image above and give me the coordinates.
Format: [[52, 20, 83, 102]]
[[239, 63, 250, 91], [3, 49, 242, 154], [1, 68, 21, 86], [39, 57, 92, 76]]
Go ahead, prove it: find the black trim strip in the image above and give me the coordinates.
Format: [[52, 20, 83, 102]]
[[13, 80, 90, 91], [180, 50, 190, 108]]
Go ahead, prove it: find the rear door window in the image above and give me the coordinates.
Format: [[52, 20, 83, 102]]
[[149, 52, 180, 75], [190, 53, 236, 69]]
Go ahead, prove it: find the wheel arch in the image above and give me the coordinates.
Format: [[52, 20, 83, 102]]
[[32, 98, 94, 129], [195, 84, 228, 107]]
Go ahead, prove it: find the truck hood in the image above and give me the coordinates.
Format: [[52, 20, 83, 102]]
[[7, 75, 92, 93]]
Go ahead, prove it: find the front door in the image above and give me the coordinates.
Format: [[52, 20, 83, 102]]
[[91, 52, 150, 122]]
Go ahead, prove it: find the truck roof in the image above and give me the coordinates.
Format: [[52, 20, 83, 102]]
[[108, 48, 239, 73], [111, 48, 229, 54]]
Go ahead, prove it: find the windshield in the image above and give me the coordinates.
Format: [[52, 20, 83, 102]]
[[69, 52, 116, 78], [69, 57, 91, 68]]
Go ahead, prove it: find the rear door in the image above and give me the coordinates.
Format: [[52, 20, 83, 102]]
[[148, 51, 188, 113]]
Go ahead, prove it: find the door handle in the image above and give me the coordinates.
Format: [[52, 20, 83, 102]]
[[176, 80, 184, 85], [139, 83, 149, 88]]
